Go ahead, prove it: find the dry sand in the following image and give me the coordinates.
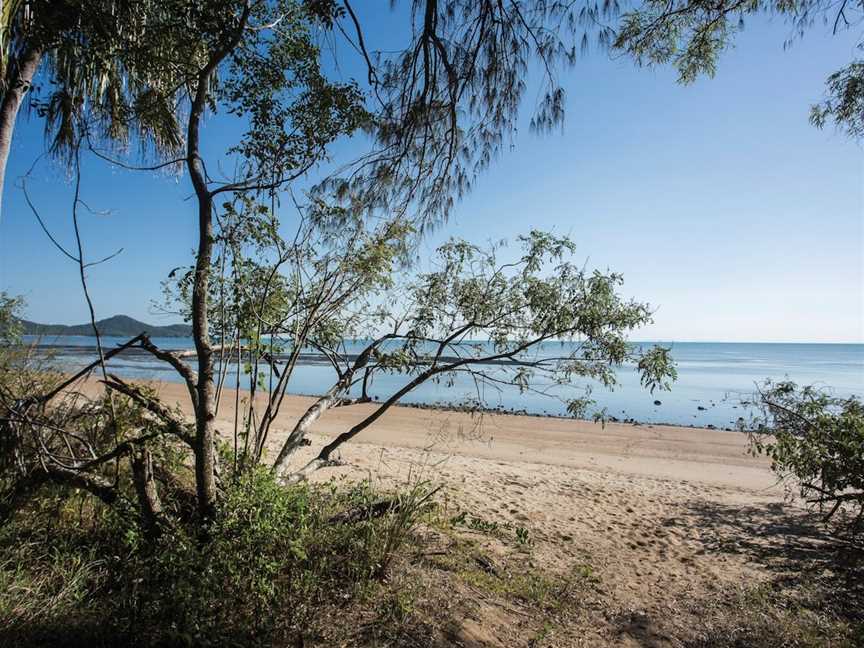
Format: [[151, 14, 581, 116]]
[[135, 380, 822, 645], [143, 383, 778, 496], [151, 381, 774, 490]]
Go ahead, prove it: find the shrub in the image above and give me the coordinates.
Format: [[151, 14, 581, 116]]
[[0, 292, 23, 348], [0, 470, 435, 647], [744, 381, 864, 536]]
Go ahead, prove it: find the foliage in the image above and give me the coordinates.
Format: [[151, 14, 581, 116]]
[[684, 580, 864, 648], [0, 471, 435, 646], [14, 0, 679, 516], [613, 0, 864, 139], [3, 0, 368, 173], [351, 230, 676, 419], [0, 291, 23, 347], [810, 60, 864, 139], [0, 344, 191, 531], [16, 0, 676, 520], [0, 0, 23, 74], [5, 1, 188, 158], [314, 0, 618, 227], [159, 220, 677, 483], [0, 493, 113, 641], [743, 381, 864, 535]]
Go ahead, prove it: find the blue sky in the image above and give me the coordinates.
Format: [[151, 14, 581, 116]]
[[0, 11, 861, 343]]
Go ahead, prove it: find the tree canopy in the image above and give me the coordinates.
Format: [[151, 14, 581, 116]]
[[744, 381, 864, 535], [614, 0, 864, 138], [6, 0, 677, 523]]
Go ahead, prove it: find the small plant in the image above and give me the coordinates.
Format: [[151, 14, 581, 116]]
[[530, 620, 556, 645], [449, 510, 467, 526], [460, 566, 564, 610], [377, 588, 416, 625], [469, 516, 500, 533], [515, 526, 532, 546], [449, 509, 503, 535]]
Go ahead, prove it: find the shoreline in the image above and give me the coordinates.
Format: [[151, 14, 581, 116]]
[[77, 376, 777, 491], [329, 395, 745, 432], [64, 370, 743, 433], [66, 369, 745, 434]]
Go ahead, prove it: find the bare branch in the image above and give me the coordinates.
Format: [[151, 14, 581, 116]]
[[138, 335, 199, 410], [101, 374, 194, 446]]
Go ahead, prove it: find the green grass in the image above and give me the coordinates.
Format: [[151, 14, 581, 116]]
[[3, 476, 859, 648], [0, 472, 436, 647]]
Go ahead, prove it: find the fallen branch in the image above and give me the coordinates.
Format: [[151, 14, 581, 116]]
[[101, 374, 195, 446], [28, 334, 146, 405], [138, 335, 198, 410]]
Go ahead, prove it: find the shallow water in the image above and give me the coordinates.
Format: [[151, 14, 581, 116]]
[[25, 336, 864, 429]]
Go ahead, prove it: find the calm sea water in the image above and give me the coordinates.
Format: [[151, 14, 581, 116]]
[[25, 336, 864, 429]]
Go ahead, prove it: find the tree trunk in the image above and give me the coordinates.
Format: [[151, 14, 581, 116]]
[[271, 338, 387, 479], [183, 8, 250, 519], [282, 368, 437, 484], [187, 69, 217, 520], [131, 448, 164, 539], [271, 380, 347, 480], [0, 47, 42, 219]]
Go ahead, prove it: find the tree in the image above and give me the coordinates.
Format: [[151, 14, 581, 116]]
[[744, 381, 864, 536], [8, 0, 674, 525], [65, 0, 619, 519], [1, 0, 613, 218], [311, 0, 617, 226], [0, 1, 186, 217], [160, 212, 676, 483], [15, 0, 381, 519], [613, 0, 864, 138], [266, 231, 676, 483], [2, 222, 676, 532]]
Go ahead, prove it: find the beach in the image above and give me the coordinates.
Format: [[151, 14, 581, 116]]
[[147, 379, 776, 489], [126, 380, 827, 645]]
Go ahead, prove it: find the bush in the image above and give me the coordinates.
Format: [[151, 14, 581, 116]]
[[0, 292, 23, 348], [0, 471, 435, 647], [744, 381, 864, 537]]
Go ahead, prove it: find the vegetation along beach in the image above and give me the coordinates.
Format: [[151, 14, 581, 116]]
[[0, 1, 862, 646]]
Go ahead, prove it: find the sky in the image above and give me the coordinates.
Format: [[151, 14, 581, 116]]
[[0, 9, 861, 343]]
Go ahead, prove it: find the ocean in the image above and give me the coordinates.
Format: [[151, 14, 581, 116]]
[[24, 336, 864, 429]]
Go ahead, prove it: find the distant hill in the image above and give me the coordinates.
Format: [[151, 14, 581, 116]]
[[20, 315, 192, 338]]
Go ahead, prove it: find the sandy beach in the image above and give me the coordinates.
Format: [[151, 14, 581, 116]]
[[116, 380, 831, 645], [147, 380, 776, 490]]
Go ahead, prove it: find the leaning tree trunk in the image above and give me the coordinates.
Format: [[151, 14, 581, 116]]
[[0, 46, 42, 219]]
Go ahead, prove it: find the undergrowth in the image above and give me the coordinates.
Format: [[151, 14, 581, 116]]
[[0, 471, 433, 647], [3, 470, 861, 648], [683, 579, 864, 648]]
